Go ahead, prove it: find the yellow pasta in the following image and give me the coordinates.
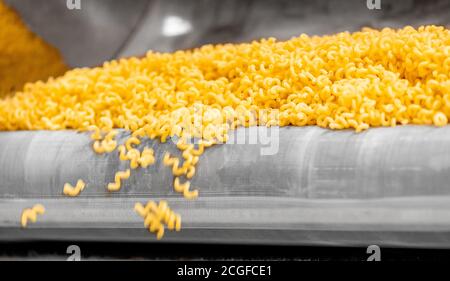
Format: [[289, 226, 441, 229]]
[[20, 204, 45, 227], [92, 140, 105, 154], [126, 136, 140, 151], [89, 125, 103, 141], [126, 149, 141, 169], [186, 166, 196, 180], [174, 177, 198, 199], [138, 147, 155, 168], [118, 145, 128, 161], [433, 112, 448, 127], [63, 179, 86, 197], [0, 0, 67, 97], [107, 169, 131, 191], [163, 152, 188, 176], [134, 200, 181, 239], [3, 25, 450, 238]]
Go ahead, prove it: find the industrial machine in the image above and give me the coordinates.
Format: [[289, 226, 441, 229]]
[[1, 0, 450, 260]]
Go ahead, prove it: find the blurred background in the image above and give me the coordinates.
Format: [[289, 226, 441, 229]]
[[5, 0, 450, 67]]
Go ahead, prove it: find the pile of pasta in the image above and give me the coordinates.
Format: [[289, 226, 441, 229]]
[[0, 0, 67, 97], [3, 25, 450, 238]]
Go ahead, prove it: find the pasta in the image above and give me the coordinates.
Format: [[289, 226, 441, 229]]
[[163, 152, 188, 176], [126, 136, 140, 151], [91, 129, 118, 153], [126, 148, 141, 169], [134, 200, 181, 239], [20, 204, 45, 227], [138, 147, 155, 168], [3, 25, 450, 238], [63, 179, 86, 197], [102, 130, 118, 152], [174, 177, 198, 199], [118, 145, 128, 161], [107, 169, 131, 191]]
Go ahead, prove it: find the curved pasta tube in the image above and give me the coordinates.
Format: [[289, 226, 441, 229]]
[[132, 128, 146, 138], [134, 202, 146, 217], [107, 169, 131, 191], [174, 177, 198, 199], [21, 204, 45, 227], [63, 179, 86, 197], [190, 143, 205, 156], [100, 116, 113, 131], [126, 149, 140, 169], [93, 140, 105, 154], [133, 200, 181, 239], [138, 147, 155, 168], [125, 136, 140, 151], [191, 156, 199, 165], [186, 166, 196, 179], [88, 125, 103, 140], [163, 152, 187, 176], [102, 139, 117, 153], [118, 145, 128, 161], [176, 139, 192, 151], [104, 129, 118, 140]]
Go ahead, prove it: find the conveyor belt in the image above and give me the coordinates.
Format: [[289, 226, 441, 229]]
[[1, 126, 450, 247]]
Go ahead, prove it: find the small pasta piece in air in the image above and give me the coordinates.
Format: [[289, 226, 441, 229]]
[[20, 204, 45, 228], [107, 169, 131, 191], [63, 179, 86, 197]]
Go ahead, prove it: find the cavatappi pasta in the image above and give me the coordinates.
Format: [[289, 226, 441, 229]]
[[0, 0, 67, 97], [107, 169, 131, 192], [20, 204, 45, 228], [63, 179, 86, 197], [3, 25, 450, 239], [134, 200, 181, 240]]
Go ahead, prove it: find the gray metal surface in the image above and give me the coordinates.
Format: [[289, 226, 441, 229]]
[[6, 0, 450, 67], [1, 126, 450, 247]]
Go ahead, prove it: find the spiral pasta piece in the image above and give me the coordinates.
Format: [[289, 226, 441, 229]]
[[20, 204, 45, 227], [173, 177, 198, 199], [138, 147, 155, 168], [107, 169, 131, 191], [134, 200, 181, 239], [63, 179, 86, 197], [126, 149, 141, 169], [163, 152, 187, 176], [118, 145, 128, 161], [126, 136, 140, 151]]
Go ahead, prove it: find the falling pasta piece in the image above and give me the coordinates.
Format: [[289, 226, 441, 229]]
[[63, 179, 86, 197], [126, 136, 140, 151], [186, 166, 196, 179], [0, 0, 67, 97], [126, 149, 141, 169], [138, 147, 155, 168], [173, 177, 199, 199], [118, 145, 128, 161], [93, 140, 105, 154], [20, 204, 45, 228], [89, 125, 103, 140], [2, 25, 450, 240], [163, 152, 188, 176], [134, 200, 181, 239], [107, 169, 131, 191]]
